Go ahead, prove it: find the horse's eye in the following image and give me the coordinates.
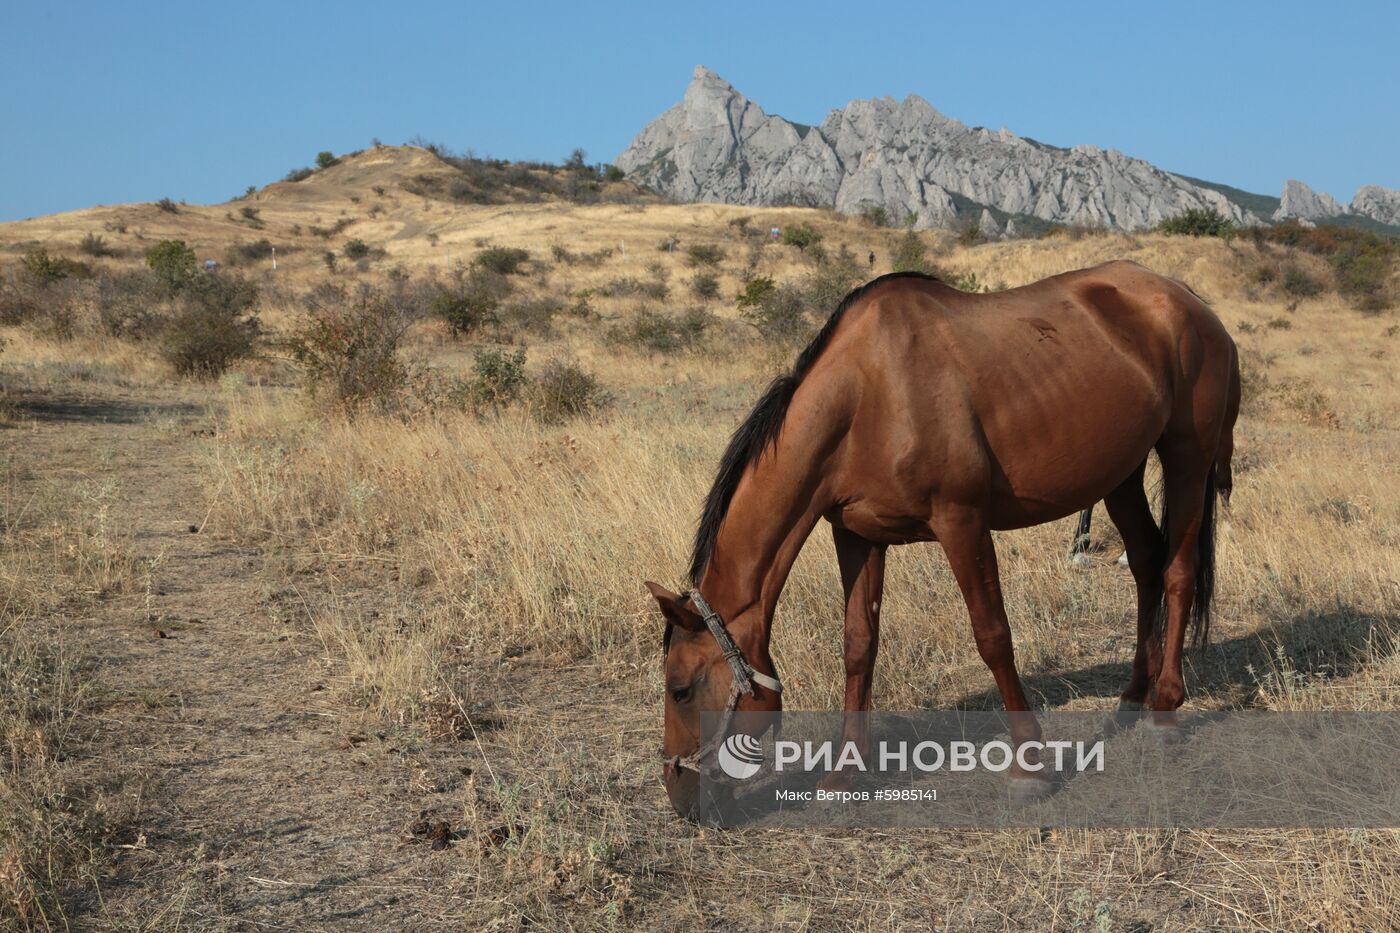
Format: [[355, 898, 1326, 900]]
[[669, 685, 693, 704]]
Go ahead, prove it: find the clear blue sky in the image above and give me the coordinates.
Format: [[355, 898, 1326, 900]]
[[3, 0, 1397, 222]]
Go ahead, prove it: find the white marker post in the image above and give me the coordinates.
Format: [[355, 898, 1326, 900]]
[[271, 246, 277, 271]]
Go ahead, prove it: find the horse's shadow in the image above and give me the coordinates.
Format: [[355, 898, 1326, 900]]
[[944, 603, 1397, 712]]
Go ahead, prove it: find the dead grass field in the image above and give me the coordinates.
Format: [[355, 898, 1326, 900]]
[[2, 150, 1398, 928]]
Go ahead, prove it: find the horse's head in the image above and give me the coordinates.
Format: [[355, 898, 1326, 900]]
[[644, 581, 782, 819]]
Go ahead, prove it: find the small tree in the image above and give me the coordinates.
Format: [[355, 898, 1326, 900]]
[[781, 223, 823, 252], [891, 229, 937, 275], [146, 240, 199, 291], [316, 151, 339, 170]]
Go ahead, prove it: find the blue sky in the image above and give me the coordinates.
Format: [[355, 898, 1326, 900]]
[[3, 1, 1397, 221]]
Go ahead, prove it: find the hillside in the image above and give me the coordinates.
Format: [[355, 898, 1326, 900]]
[[0, 145, 667, 282]]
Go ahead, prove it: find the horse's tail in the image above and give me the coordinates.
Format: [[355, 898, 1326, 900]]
[[1190, 464, 1218, 648]]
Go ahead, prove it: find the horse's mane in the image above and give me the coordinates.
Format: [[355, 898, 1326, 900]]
[[687, 271, 939, 584]]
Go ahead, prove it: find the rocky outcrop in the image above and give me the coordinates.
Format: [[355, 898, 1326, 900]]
[[1273, 179, 1345, 221], [1350, 185, 1400, 226], [617, 66, 1258, 232], [1271, 179, 1400, 227]]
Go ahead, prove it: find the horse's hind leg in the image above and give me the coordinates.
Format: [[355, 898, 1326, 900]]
[[934, 508, 1049, 798], [1102, 459, 1166, 709], [1150, 443, 1215, 719]]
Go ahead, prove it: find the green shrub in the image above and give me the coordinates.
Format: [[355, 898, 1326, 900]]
[[690, 271, 721, 301], [859, 203, 891, 227], [1333, 250, 1391, 311], [613, 307, 712, 354], [467, 346, 528, 410], [781, 223, 822, 252], [736, 276, 777, 311], [890, 229, 936, 275], [1156, 208, 1235, 238], [145, 240, 199, 291], [736, 276, 809, 342], [79, 233, 115, 257], [155, 197, 180, 214], [160, 274, 259, 378], [21, 247, 88, 283], [599, 276, 668, 300], [473, 246, 530, 275], [286, 285, 410, 409], [1281, 265, 1323, 298], [503, 297, 563, 336], [343, 239, 371, 260], [802, 245, 864, 312], [602, 165, 625, 183], [95, 270, 164, 339], [684, 243, 726, 267], [949, 271, 992, 293], [316, 151, 338, 170], [529, 360, 610, 424], [225, 239, 275, 266], [957, 223, 984, 246], [285, 167, 314, 183], [432, 269, 510, 337]]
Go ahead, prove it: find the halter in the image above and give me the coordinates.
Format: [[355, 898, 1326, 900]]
[[667, 590, 783, 778]]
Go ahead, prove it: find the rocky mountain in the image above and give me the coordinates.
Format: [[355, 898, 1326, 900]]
[[1273, 178, 1400, 227], [617, 67, 1260, 234]]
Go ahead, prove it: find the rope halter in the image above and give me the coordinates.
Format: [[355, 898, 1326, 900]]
[[666, 590, 782, 779]]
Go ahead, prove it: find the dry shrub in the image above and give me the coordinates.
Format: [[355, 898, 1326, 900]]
[[610, 307, 712, 354], [159, 274, 259, 378], [286, 284, 410, 409], [529, 360, 610, 424]]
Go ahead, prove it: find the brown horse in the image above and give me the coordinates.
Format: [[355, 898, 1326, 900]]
[[646, 261, 1240, 817]]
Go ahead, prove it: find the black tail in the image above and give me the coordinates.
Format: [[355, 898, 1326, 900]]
[[1155, 463, 1218, 648], [1192, 465, 1218, 647]]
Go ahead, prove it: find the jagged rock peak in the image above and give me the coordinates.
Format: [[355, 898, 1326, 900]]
[[1274, 179, 1344, 222], [617, 67, 1257, 231]]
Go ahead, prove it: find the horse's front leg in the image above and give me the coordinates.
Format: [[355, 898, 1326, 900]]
[[819, 526, 886, 791]]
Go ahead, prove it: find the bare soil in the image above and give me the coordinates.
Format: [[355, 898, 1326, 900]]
[[12, 384, 521, 928]]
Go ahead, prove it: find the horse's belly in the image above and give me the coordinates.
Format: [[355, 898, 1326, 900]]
[[983, 399, 1168, 529]]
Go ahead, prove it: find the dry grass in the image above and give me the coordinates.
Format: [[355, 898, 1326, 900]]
[[0, 455, 143, 926], [3, 184, 1399, 927]]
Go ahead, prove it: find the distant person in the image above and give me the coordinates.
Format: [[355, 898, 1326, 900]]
[[868, 250, 876, 269], [204, 259, 218, 272], [770, 226, 781, 240]]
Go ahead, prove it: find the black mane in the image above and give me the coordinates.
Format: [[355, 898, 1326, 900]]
[[687, 271, 939, 584]]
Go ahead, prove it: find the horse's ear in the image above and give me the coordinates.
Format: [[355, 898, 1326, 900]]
[[644, 581, 704, 631]]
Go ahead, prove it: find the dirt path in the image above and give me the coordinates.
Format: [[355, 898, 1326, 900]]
[[18, 387, 489, 929]]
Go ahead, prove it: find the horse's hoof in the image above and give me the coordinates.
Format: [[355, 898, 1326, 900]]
[[1146, 720, 1184, 746], [1117, 551, 1129, 568], [1117, 698, 1145, 712], [1008, 776, 1056, 805], [817, 771, 856, 794], [1069, 552, 1092, 568]]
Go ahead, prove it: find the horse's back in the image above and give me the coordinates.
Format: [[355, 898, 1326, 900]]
[[823, 263, 1234, 530]]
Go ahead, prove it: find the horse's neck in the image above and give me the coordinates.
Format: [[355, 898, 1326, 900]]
[[699, 436, 826, 644]]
